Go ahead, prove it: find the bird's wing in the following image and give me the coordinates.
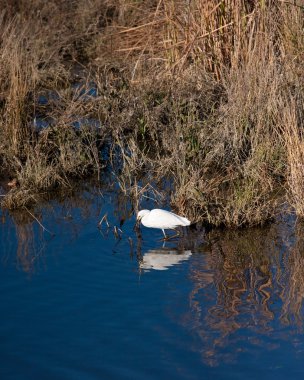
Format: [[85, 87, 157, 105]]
[[157, 209, 190, 225], [148, 209, 190, 228]]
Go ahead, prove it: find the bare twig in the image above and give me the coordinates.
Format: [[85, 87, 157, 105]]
[[24, 207, 55, 237], [113, 225, 122, 240], [98, 213, 110, 228]]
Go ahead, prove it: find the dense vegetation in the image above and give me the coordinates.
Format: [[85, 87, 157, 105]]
[[0, 0, 303, 227]]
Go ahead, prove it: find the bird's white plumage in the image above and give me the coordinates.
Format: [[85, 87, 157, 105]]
[[137, 209, 190, 230]]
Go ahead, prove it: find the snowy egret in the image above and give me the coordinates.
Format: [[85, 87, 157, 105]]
[[136, 209, 191, 239]]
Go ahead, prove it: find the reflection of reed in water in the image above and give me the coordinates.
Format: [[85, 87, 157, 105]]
[[2, 188, 105, 274], [140, 248, 192, 271], [280, 222, 304, 329], [8, 210, 45, 273], [184, 225, 286, 366]]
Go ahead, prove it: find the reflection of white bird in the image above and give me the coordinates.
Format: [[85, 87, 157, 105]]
[[140, 249, 192, 271], [137, 209, 191, 239]]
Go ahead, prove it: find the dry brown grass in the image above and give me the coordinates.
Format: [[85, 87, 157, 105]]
[[0, 0, 303, 226], [104, 0, 303, 226], [0, 1, 109, 208], [284, 97, 304, 217]]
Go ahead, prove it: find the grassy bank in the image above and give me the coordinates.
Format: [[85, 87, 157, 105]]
[[0, 0, 303, 227]]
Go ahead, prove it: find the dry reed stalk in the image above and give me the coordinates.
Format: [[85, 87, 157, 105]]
[[284, 98, 304, 217], [0, 17, 36, 155], [105, 1, 287, 78]]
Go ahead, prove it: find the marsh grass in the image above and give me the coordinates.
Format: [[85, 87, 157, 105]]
[[0, 0, 303, 226]]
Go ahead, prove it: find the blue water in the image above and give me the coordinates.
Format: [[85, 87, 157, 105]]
[[1, 191, 304, 379]]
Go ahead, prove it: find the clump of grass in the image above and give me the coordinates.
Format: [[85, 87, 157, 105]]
[[2, 123, 101, 209], [0, 1, 108, 208], [109, 59, 287, 226]]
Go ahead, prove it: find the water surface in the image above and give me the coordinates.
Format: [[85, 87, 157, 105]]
[[1, 190, 304, 379]]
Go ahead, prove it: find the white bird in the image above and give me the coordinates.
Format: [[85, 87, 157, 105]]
[[136, 209, 191, 239]]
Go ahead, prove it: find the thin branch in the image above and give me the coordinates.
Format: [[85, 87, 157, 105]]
[[24, 207, 55, 236]]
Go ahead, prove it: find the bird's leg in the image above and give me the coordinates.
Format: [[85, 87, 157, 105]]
[[162, 229, 167, 239], [160, 229, 180, 241]]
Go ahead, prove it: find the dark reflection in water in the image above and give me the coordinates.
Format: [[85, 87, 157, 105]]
[[1, 191, 304, 378], [180, 222, 304, 366]]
